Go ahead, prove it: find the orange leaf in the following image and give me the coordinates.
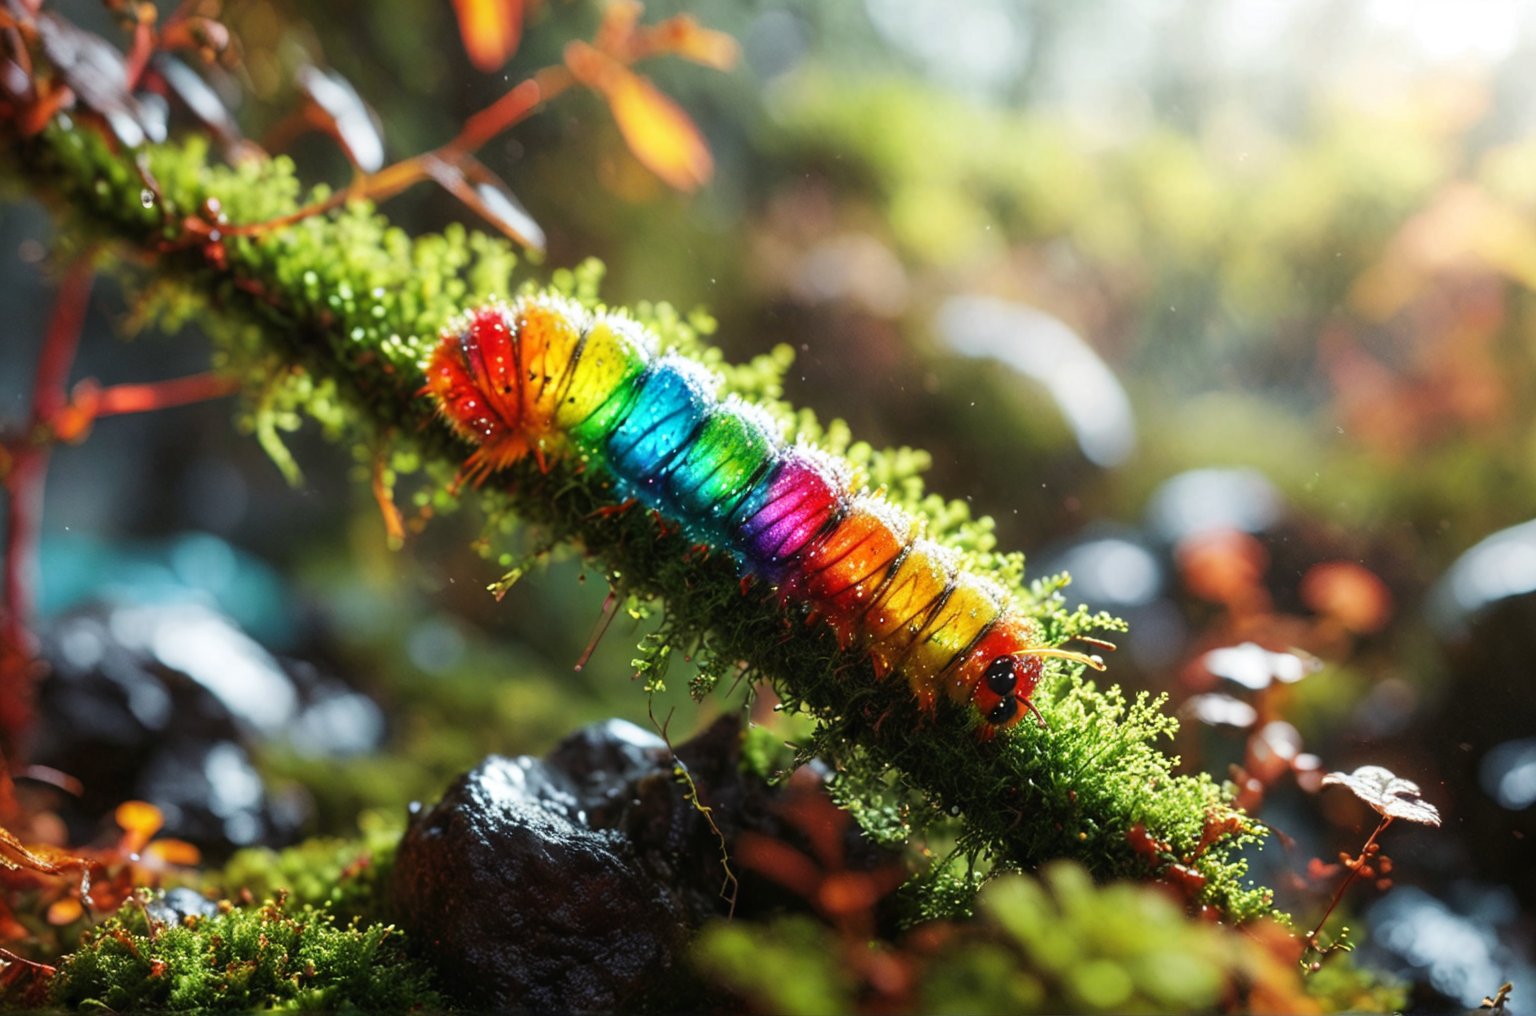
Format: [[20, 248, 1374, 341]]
[[603, 65, 713, 192], [563, 39, 618, 90], [1300, 561, 1393, 634], [115, 800, 164, 852], [593, 0, 643, 57], [452, 0, 526, 72], [644, 16, 740, 70], [45, 896, 83, 926], [145, 838, 202, 867]]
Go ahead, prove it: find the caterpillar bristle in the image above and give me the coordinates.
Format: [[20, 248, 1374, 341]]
[[1018, 647, 1108, 671]]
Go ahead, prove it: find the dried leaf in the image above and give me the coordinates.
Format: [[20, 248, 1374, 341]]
[[1321, 765, 1442, 826], [1248, 721, 1303, 782], [158, 15, 232, 65], [734, 832, 823, 900], [601, 62, 712, 191], [593, 0, 643, 57], [36, 12, 161, 146], [0, 898, 30, 942], [44, 896, 82, 926], [148, 53, 242, 149], [1176, 529, 1268, 605], [420, 151, 546, 252], [452, 0, 527, 72], [1183, 692, 1257, 729], [0, 825, 79, 876]]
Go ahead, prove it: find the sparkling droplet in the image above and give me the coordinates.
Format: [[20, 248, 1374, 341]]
[[139, 189, 156, 208]]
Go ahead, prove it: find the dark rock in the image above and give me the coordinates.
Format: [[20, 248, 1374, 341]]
[[392, 715, 879, 1012], [392, 752, 691, 1012], [29, 601, 385, 855]]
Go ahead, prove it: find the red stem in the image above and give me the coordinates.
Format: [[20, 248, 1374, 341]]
[[88, 372, 239, 417], [1304, 813, 1393, 951], [1, 262, 93, 752], [225, 65, 572, 239], [30, 263, 92, 422]]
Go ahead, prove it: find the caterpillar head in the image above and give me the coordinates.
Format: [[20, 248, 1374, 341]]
[[978, 646, 1109, 729], [980, 654, 1044, 728]]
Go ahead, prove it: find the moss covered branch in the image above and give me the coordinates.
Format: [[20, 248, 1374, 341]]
[[2, 109, 1272, 919]]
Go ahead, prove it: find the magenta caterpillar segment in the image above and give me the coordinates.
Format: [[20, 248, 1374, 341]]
[[423, 295, 1105, 731]]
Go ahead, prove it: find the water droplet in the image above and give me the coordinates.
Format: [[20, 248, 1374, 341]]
[[139, 189, 156, 208]]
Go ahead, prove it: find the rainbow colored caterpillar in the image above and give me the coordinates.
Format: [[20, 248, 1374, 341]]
[[424, 296, 1104, 732]]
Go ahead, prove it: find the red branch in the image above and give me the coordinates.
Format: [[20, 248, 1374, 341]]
[[0, 262, 93, 750], [78, 372, 241, 421], [1, 270, 239, 756]]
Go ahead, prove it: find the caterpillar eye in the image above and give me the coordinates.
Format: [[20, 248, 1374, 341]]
[[984, 655, 1019, 696], [986, 696, 1019, 726]]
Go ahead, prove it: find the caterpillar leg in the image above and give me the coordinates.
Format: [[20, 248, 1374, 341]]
[[458, 434, 536, 488], [588, 498, 640, 520]]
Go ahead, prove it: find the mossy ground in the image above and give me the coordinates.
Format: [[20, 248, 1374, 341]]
[[49, 892, 441, 1012]]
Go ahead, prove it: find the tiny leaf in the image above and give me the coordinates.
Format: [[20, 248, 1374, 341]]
[[421, 151, 546, 252], [1321, 765, 1442, 826], [296, 65, 385, 173], [644, 16, 741, 71], [115, 799, 166, 852]]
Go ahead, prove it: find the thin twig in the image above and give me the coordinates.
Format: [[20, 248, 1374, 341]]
[[1303, 814, 1393, 957]]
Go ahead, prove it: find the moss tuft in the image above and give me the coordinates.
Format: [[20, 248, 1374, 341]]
[[204, 810, 404, 924], [50, 891, 442, 1012]]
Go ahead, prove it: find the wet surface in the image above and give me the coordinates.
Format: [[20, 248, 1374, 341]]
[[30, 601, 385, 854], [391, 715, 896, 1012]]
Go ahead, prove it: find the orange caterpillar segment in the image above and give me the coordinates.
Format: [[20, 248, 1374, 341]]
[[787, 500, 906, 648], [517, 300, 585, 434]]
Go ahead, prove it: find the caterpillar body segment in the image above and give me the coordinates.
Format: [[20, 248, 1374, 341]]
[[425, 296, 1105, 731]]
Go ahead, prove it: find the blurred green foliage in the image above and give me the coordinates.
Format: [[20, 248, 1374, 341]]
[[695, 862, 1407, 1015]]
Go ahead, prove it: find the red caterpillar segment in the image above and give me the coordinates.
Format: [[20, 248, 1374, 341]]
[[424, 295, 1109, 734], [425, 303, 537, 479]]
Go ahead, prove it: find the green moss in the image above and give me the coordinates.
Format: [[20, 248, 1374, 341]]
[[5, 102, 1271, 919], [203, 810, 404, 924], [49, 892, 442, 1012], [692, 915, 851, 1016]]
